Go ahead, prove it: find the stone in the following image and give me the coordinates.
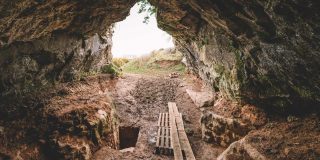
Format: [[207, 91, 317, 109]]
[[96, 110, 108, 120], [217, 137, 267, 160], [119, 147, 135, 153], [201, 112, 250, 147], [169, 72, 179, 78], [50, 135, 92, 160], [287, 115, 299, 122], [186, 89, 215, 108]]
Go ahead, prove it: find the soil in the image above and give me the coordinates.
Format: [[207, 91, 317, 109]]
[[247, 114, 320, 160], [1, 73, 319, 160], [0, 75, 118, 159], [93, 73, 225, 160]]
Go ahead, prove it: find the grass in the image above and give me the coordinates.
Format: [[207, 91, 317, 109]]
[[120, 48, 186, 75], [112, 58, 129, 68]]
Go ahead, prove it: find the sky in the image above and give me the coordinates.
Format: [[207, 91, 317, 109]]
[[112, 4, 174, 58]]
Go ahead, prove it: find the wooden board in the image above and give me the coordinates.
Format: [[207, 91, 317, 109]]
[[168, 102, 184, 160], [170, 102, 196, 160], [176, 114, 196, 160], [156, 103, 196, 160], [156, 113, 172, 155]]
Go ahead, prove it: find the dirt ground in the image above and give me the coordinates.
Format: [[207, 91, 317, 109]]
[[93, 73, 225, 160], [1, 72, 319, 160]]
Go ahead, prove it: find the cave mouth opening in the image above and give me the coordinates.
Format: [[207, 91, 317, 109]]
[[111, 2, 174, 58], [119, 126, 140, 150]]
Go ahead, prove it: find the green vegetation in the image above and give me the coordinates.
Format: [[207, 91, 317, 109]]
[[101, 64, 122, 77], [121, 49, 186, 75], [112, 58, 129, 68], [137, 0, 156, 24]]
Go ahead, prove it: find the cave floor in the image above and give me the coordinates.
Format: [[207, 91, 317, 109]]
[[1, 73, 319, 160], [93, 73, 225, 160]]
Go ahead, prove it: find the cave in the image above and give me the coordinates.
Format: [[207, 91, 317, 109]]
[[0, 0, 319, 159]]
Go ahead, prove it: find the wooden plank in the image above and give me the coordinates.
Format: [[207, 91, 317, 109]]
[[164, 113, 168, 127], [156, 127, 161, 147], [161, 113, 165, 127], [172, 104, 179, 115], [167, 113, 170, 127], [161, 127, 165, 148], [166, 127, 170, 148], [158, 113, 162, 126], [168, 102, 183, 160], [176, 112, 196, 160]]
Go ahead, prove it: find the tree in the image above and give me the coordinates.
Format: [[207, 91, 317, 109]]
[[137, 0, 156, 24]]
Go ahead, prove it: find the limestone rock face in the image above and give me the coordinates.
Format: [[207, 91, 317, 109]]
[[0, 30, 113, 96], [0, 0, 136, 96], [0, 0, 319, 111], [151, 0, 320, 111], [0, 0, 136, 44]]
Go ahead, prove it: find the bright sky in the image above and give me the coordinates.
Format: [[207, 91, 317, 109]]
[[112, 4, 174, 58]]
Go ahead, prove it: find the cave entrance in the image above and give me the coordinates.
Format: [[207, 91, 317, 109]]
[[119, 126, 140, 150], [111, 2, 174, 58]]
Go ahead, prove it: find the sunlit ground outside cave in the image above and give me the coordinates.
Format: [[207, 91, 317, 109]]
[[0, 0, 319, 160]]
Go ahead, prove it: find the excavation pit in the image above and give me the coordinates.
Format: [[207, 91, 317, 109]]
[[119, 126, 140, 150]]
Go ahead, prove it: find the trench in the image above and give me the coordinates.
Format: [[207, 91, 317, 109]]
[[119, 126, 140, 150]]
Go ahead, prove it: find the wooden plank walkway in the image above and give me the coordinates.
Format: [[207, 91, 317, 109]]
[[155, 113, 172, 155], [155, 102, 196, 160]]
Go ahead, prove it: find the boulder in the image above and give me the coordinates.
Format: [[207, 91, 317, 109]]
[[186, 89, 215, 108], [201, 112, 251, 147], [217, 137, 267, 160]]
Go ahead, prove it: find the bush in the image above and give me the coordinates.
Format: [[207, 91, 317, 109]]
[[101, 64, 121, 77], [112, 58, 129, 68]]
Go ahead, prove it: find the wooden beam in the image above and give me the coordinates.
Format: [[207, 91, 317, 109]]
[[168, 102, 183, 160], [170, 102, 196, 160], [176, 113, 196, 160]]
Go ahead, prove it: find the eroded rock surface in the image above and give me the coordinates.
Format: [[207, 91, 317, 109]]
[[151, 0, 320, 111], [217, 114, 320, 160], [217, 136, 267, 160], [0, 0, 136, 96], [0, 30, 113, 96], [201, 112, 251, 147], [186, 89, 215, 108]]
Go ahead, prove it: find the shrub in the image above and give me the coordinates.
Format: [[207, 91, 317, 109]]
[[112, 58, 129, 68], [101, 64, 121, 77]]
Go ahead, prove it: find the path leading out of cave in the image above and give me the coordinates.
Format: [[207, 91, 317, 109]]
[[93, 73, 225, 160]]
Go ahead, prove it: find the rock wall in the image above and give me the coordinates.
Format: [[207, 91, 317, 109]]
[[151, 0, 320, 111], [0, 0, 319, 110], [0, 30, 113, 96], [0, 0, 136, 96]]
